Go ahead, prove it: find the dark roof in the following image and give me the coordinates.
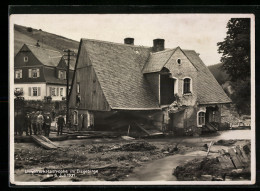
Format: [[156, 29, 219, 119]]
[[183, 50, 231, 104], [43, 67, 73, 85], [142, 48, 177, 73], [81, 39, 160, 110], [79, 39, 230, 109], [25, 44, 62, 67]]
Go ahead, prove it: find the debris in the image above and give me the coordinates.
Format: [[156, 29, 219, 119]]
[[31, 135, 57, 149], [116, 142, 156, 151], [206, 141, 214, 157], [121, 136, 135, 140], [200, 175, 213, 181], [214, 139, 237, 146]]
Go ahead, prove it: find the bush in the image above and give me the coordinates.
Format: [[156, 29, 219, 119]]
[[27, 27, 33, 32]]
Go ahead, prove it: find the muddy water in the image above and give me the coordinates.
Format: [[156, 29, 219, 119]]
[[124, 130, 251, 181], [125, 151, 206, 181], [216, 130, 251, 140]]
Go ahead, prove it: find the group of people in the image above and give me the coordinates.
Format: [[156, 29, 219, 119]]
[[15, 110, 66, 137]]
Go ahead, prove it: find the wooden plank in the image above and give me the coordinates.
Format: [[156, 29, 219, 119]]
[[31, 135, 57, 149], [235, 146, 249, 164], [217, 156, 229, 168], [38, 135, 59, 148], [228, 148, 243, 168]]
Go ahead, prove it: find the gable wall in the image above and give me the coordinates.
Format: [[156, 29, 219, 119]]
[[14, 45, 43, 67], [69, 44, 110, 111], [164, 48, 198, 106]]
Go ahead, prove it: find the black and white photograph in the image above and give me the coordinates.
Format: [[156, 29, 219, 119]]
[[9, 13, 255, 185]]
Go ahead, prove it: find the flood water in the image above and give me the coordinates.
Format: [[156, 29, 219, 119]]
[[125, 130, 251, 181]]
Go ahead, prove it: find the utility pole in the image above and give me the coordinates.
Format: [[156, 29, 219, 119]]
[[63, 49, 75, 128]]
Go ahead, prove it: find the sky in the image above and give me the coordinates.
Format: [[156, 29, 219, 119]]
[[10, 14, 253, 66]]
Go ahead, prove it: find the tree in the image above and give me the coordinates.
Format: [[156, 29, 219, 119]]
[[217, 18, 251, 115], [217, 18, 250, 81]]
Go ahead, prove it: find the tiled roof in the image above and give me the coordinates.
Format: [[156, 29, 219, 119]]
[[142, 49, 177, 73], [81, 39, 160, 110], [26, 44, 62, 67], [183, 50, 231, 104], [79, 39, 230, 109]]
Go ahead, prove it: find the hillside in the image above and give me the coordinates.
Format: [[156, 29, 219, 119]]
[[208, 63, 230, 85], [14, 24, 79, 69]]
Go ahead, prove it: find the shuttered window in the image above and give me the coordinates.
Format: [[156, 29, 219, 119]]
[[28, 69, 32, 78], [60, 88, 63, 96], [38, 87, 41, 96], [32, 87, 37, 96], [28, 87, 31, 96], [29, 68, 40, 78], [15, 69, 22, 79], [183, 78, 191, 94], [57, 87, 59, 96]]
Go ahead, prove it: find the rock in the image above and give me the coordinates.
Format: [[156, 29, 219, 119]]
[[232, 169, 243, 173], [163, 151, 169, 154], [212, 176, 224, 181], [200, 175, 213, 181]]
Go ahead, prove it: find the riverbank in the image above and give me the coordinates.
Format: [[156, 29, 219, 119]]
[[14, 130, 251, 182]]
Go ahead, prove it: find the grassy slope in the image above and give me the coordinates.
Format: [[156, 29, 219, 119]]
[[14, 24, 79, 68], [14, 24, 230, 85]]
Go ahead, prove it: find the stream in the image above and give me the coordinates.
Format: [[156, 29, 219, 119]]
[[125, 130, 251, 181]]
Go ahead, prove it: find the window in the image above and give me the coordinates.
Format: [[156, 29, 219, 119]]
[[28, 68, 40, 78], [198, 112, 205, 126], [60, 88, 63, 96], [177, 58, 181, 65], [51, 87, 56, 96], [59, 70, 66, 80], [24, 56, 28, 62], [73, 110, 78, 125], [28, 87, 41, 96], [32, 87, 38, 96], [77, 83, 80, 94], [15, 69, 22, 79], [183, 78, 191, 94]]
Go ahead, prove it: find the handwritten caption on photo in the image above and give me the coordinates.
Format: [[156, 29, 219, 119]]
[[25, 169, 99, 178]]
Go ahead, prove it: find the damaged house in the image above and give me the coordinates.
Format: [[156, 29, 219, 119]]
[[69, 38, 231, 136]]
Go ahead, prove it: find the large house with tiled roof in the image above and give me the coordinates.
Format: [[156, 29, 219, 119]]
[[14, 44, 74, 101], [69, 38, 231, 135]]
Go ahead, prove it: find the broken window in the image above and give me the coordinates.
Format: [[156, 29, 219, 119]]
[[198, 111, 205, 126], [183, 78, 191, 94]]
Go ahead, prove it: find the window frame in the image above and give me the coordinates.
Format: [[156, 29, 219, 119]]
[[177, 58, 181, 65], [30, 68, 40, 78], [182, 77, 192, 95], [60, 88, 63, 96], [15, 69, 22, 79], [24, 56, 28, 62], [32, 87, 38, 97], [197, 111, 206, 127]]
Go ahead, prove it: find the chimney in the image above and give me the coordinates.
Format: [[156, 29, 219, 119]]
[[153, 38, 165, 52], [124, 38, 134, 45]]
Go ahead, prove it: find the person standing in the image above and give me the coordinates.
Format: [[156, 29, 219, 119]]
[[37, 111, 44, 135], [25, 112, 32, 136], [43, 112, 52, 137], [57, 115, 65, 136]]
